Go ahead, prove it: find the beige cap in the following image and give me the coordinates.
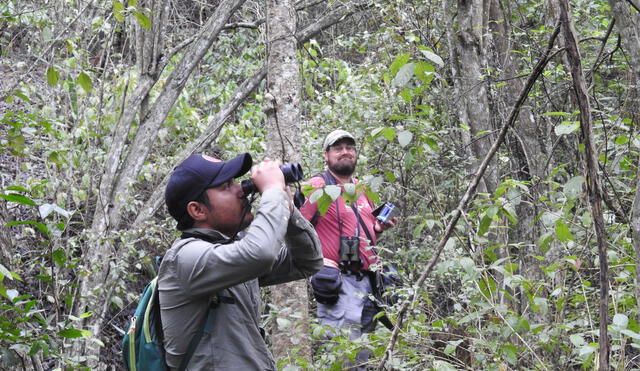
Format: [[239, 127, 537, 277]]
[[323, 129, 355, 150]]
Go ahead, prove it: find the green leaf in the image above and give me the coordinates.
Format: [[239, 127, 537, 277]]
[[399, 89, 412, 103], [113, 0, 125, 22], [501, 344, 518, 365], [316, 192, 333, 216], [414, 61, 435, 86], [6, 221, 49, 235], [343, 183, 356, 196], [419, 49, 444, 68], [613, 313, 629, 329], [58, 328, 84, 338], [389, 53, 411, 76], [39, 203, 71, 219], [0, 263, 14, 280], [46, 67, 60, 87], [77, 72, 92, 93], [397, 130, 413, 148], [615, 135, 629, 145], [324, 185, 341, 201], [555, 220, 574, 242], [309, 188, 324, 204], [569, 334, 585, 347], [52, 249, 67, 266], [134, 11, 151, 30], [392, 62, 415, 88], [478, 215, 491, 236], [0, 193, 36, 206], [564, 176, 585, 200], [555, 121, 580, 136]]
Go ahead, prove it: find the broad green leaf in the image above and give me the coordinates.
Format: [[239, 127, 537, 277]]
[[621, 329, 640, 340], [59, 328, 84, 338], [459, 257, 475, 274], [52, 249, 67, 266], [113, 1, 125, 22], [613, 313, 629, 329], [7, 289, 19, 301], [399, 89, 412, 103], [569, 334, 585, 347], [555, 220, 574, 242], [419, 49, 444, 68], [77, 72, 92, 92], [0, 264, 13, 280], [46, 67, 60, 87], [39, 203, 71, 219], [324, 185, 341, 201], [564, 176, 585, 200], [317, 192, 333, 216], [485, 205, 499, 218], [389, 53, 411, 76], [501, 344, 518, 365], [343, 183, 356, 196], [6, 221, 49, 234], [309, 188, 324, 204], [615, 135, 629, 145], [381, 127, 396, 141], [397, 130, 413, 148], [555, 121, 580, 136], [414, 61, 435, 86], [404, 149, 414, 170], [0, 193, 36, 206], [478, 215, 491, 236], [134, 11, 151, 30], [392, 62, 415, 88]]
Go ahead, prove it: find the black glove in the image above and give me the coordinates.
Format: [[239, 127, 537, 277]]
[[310, 265, 342, 305]]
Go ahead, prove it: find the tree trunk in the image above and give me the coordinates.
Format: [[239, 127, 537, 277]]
[[558, 1, 610, 369], [264, 0, 311, 364]]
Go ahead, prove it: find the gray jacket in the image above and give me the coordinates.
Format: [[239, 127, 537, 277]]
[[158, 189, 322, 370]]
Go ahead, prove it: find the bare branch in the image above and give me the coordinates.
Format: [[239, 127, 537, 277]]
[[559, 1, 610, 368]]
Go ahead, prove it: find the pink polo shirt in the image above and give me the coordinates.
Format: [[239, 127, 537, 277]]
[[300, 175, 379, 271]]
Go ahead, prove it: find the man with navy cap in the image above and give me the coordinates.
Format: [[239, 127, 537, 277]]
[[159, 153, 322, 370]]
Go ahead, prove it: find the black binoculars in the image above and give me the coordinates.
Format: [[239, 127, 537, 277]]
[[241, 162, 304, 196]]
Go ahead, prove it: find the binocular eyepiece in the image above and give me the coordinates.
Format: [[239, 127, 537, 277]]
[[241, 162, 304, 196]]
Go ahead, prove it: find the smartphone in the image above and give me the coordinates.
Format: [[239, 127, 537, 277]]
[[372, 202, 399, 224]]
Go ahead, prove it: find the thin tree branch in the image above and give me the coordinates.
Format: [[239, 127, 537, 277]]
[[558, 0, 610, 369], [627, 0, 640, 13], [376, 20, 562, 371]]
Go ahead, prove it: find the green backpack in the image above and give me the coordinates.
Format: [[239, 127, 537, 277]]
[[122, 269, 218, 371]]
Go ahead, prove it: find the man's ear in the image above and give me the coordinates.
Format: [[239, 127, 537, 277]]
[[323, 151, 328, 162], [186, 201, 207, 221]]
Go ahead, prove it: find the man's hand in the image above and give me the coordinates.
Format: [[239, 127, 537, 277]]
[[251, 158, 285, 193], [374, 217, 397, 234]]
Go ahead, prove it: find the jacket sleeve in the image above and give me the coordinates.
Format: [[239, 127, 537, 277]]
[[166, 189, 294, 299], [258, 208, 323, 286]]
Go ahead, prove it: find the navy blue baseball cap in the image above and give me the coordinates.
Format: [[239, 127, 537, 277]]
[[165, 153, 253, 221]]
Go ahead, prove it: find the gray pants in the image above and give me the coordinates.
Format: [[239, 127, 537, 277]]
[[317, 272, 377, 369]]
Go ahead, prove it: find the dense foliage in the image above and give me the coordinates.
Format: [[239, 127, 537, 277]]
[[1, 0, 639, 369]]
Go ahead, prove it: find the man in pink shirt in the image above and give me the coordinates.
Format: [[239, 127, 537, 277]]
[[300, 129, 396, 368]]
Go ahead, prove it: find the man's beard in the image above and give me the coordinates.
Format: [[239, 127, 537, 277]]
[[328, 159, 356, 176]]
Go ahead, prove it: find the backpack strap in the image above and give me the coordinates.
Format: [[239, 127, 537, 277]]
[[162, 236, 233, 370], [310, 172, 337, 226], [177, 299, 219, 370]]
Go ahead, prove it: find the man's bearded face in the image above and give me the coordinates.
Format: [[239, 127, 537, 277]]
[[324, 138, 357, 176]]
